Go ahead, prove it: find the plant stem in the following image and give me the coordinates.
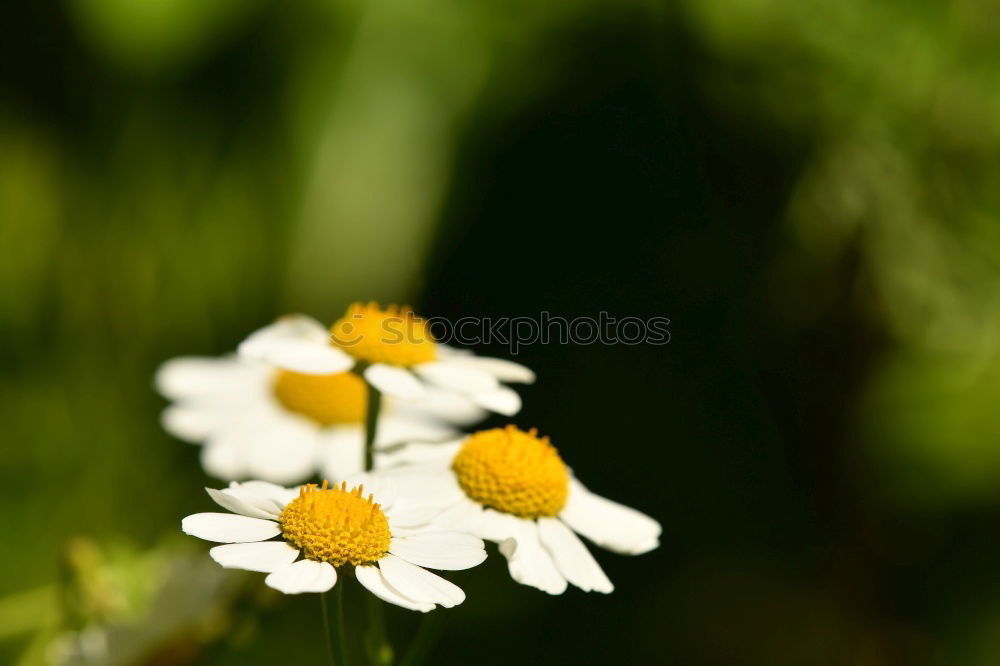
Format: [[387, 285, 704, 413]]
[[398, 613, 443, 666], [364, 380, 382, 471], [365, 592, 394, 665], [362, 378, 392, 664], [320, 581, 348, 666]]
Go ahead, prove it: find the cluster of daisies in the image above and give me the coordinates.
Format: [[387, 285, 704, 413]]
[[163, 303, 660, 612]]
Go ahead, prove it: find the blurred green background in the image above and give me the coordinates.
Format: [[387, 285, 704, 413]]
[[4, 0, 1000, 663]]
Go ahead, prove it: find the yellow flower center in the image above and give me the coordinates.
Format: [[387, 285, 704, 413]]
[[272, 370, 367, 425], [452, 426, 570, 518], [329, 302, 437, 367], [279, 481, 391, 567]]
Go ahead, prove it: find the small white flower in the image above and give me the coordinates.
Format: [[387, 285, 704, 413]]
[[375, 426, 662, 595], [156, 349, 462, 485], [181, 477, 486, 611], [237, 305, 534, 416]]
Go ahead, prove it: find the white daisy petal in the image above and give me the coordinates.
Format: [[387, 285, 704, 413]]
[[209, 542, 300, 573], [238, 316, 354, 374], [206, 488, 280, 520], [200, 442, 247, 482], [559, 478, 662, 555], [264, 559, 337, 594], [377, 554, 465, 608], [469, 386, 521, 416], [418, 498, 478, 531], [384, 499, 446, 528], [234, 480, 299, 507], [317, 427, 366, 482], [391, 387, 487, 426], [389, 532, 486, 571], [446, 356, 535, 384], [181, 513, 281, 543], [431, 502, 521, 542], [155, 356, 264, 401], [355, 564, 434, 612], [435, 344, 475, 358], [341, 472, 397, 509], [161, 384, 273, 443], [413, 361, 499, 394], [238, 419, 322, 485], [498, 520, 568, 595], [364, 364, 426, 399], [196, 401, 321, 484], [376, 468, 465, 506], [374, 415, 457, 449], [160, 405, 216, 442], [219, 484, 286, 517], [537, 517, 613, 593], [375, 439, 464, 470]]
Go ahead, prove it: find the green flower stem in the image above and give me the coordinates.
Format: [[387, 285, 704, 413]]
[[362, 378, 393, 665], [399, 613, 443, 666], [365, 592, 394, 666], [321, 581, 348, 666], [364, 380, 382, 471]]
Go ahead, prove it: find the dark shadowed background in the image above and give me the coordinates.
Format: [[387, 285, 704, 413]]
[[4, 1, 1000, 664]]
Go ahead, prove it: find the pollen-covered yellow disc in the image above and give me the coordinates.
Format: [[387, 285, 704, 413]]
[[279, 481, 391, 567], [272, 370, 367, 425], [452, 426, 570, 518], [329, 302, 437, 367]]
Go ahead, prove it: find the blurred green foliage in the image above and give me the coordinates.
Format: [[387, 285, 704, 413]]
[[679, 0, 1000, 502]]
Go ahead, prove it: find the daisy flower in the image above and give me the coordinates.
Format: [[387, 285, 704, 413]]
[[237, 305, 534, 416], [156, 350, 462, 485], [375, 426, 662, 595], [181, 477, 486, 611]]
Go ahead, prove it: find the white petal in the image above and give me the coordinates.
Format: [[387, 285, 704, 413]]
[[220, 483, 287, 516], [161, 386, 274, 444], [317, 427, 365, 482], [155, 355, 266, 401], [206, 487, 280, 520], [498, 520, 567, 595], [200, 440, 247, 481], [233, 480, 299, 507], [160, 405, 216, 442], [413, 361, 499, 394], [373, 415, 457, 449], [390, 387, 487, 427], [418, 498, 480, 532], [374, 439, 463, 470], [340, 472, 397, 509], [209, 542, 300, 572], [355, 564, 434, 612], [265, 559, 337, 594], [364, 364, 426, 399], [374, 468, 466, 507], [559, 479, 661, 555], [197, 400, 322, 484], [435, 344, 474, 358], [377, 554, 465, 608], [430, 502, 521, 543], [469, 386, 521, 416], [537, 517, 613, 593], [445, 355, 535, 384], [384, 499, 446, 528], [181, 513, 280, 543], [238, 316, 354, 374], [239, 418, 322, 485], [389, 532, 486, 571]]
